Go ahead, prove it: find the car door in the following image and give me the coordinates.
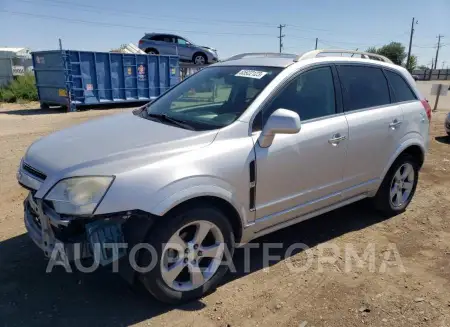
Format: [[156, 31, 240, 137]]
[[176, 37, 192, 61], [252, 65, 349, 231], [154, 35, 178, 56], [336, 64, 405, 199]]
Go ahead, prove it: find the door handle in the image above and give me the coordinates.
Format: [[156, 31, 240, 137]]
[[389, 119, 402, 129], [328, 133, 346, 145]]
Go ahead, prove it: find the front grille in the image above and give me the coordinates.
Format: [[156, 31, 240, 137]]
[[23, 163, 47, 181]]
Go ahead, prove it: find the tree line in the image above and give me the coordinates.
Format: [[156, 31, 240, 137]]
[[366, 42, 428, 71]]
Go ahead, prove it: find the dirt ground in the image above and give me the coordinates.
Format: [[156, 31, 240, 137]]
[[0, 102, 449, 327]]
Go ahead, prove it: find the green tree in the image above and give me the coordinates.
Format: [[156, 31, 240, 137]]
[[405, 55, 417, 71], [365, 42, 406, 65], [366, 46, 378, 54], [376, 42, 406, 65]]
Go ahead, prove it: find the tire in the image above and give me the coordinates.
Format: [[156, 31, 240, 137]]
[[145, 48, 159, 55], [40, 102, 49, 110], [138, 205, 235, 304], [372, 154, 419, 216], [193, 53, 207, 65]]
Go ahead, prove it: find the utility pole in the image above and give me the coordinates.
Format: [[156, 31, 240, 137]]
[[278, 24, 286, 53], [434, 35, 443, 69], [406, 17, 418, 71], [315, 38, 318, 50]]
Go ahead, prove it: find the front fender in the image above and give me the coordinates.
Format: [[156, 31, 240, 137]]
[[150, 184, 248, 227], [380, 133, 426, 182]]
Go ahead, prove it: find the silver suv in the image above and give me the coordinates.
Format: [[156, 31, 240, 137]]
[[18, 50, 430, 304], [138, 33, 218, 64]]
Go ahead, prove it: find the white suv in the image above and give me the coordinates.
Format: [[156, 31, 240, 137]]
[[18, 50, 431, 303]]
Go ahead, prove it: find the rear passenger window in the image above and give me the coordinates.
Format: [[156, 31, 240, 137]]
[[337, 66, 390, 111], [385, 70, 417, 102]]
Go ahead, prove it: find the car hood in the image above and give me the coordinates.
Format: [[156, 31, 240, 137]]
[[24, 112, 218, 177]]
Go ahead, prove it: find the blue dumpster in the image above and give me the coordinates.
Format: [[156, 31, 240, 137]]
[[32, 50, 180, 111]]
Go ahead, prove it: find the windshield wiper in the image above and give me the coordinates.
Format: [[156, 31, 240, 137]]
[[146, 112, 195, 131]]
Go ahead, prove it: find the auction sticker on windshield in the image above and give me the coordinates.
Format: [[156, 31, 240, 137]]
[[235, 70, 268, 79]]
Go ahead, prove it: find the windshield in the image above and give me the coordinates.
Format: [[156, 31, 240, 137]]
[[146, 66, 282, 130]]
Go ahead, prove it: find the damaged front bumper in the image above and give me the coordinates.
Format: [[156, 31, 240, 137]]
[[23, 191, 156, 282], [24, 192, 92, 260]]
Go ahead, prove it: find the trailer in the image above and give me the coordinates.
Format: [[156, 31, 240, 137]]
[[32, 50, 179, 111]]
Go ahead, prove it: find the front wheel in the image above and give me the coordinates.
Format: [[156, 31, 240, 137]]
[[193, 53, 207, 65], [138, 206, 235, 304], [372, 154, 419, 215]]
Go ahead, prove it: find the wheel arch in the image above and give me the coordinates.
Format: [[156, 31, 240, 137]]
[[145, 47, 159, 54], [150, 185, 247, 243], [380, 139, 426, 182], [164, 196, 243, 243]]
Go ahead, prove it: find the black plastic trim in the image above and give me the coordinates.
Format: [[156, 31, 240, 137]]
[[249, 187, 256, 211], [23, 163, 47, 181], [249, 160, 256, 183]]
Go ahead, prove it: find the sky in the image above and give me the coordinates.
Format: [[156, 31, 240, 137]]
[[0, 0, 449, 67]]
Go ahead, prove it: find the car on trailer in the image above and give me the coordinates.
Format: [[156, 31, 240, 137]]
[[138, 33, 218, 65]]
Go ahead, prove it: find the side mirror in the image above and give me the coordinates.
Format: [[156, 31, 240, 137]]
[[258, 109, 301, 148]]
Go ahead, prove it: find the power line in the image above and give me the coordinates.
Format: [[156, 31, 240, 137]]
[[0, 10, 276, 38], [413, 44, 436, 48], [15, 0, 418, 41], [286, 24, 410, 39], [317, 40, 342, 49], [15, 0, 278, 28], [3, 6, 438, 56]]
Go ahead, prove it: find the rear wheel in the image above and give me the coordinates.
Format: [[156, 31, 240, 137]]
[[373, 154, 419, 215], [145, 48, 159, 55], [138, 206, 235, 304]]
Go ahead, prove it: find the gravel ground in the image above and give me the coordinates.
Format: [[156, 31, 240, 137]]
[[0, 102, 449, 327]]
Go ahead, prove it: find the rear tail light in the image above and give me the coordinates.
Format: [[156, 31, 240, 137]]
[[138, 40, 144, 45], [421, 99, 432, 121]]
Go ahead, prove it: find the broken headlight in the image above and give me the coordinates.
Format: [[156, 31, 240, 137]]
[[45, 177, 114, 215]]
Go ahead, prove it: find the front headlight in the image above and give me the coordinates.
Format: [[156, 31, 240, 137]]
[[45, 177, 114, 215]]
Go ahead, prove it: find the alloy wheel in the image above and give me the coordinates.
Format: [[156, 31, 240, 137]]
[[390, 163, 415, 208], [160, 220, 225, 292], [194, 55, 206, 65]]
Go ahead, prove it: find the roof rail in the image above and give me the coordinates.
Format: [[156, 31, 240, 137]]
[[295, 49, 393, 64], [225, 52, 297, 61]]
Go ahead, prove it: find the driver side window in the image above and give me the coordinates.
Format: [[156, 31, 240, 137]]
[[253, 66, 336, 131], [177, 38, 189, 45]]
